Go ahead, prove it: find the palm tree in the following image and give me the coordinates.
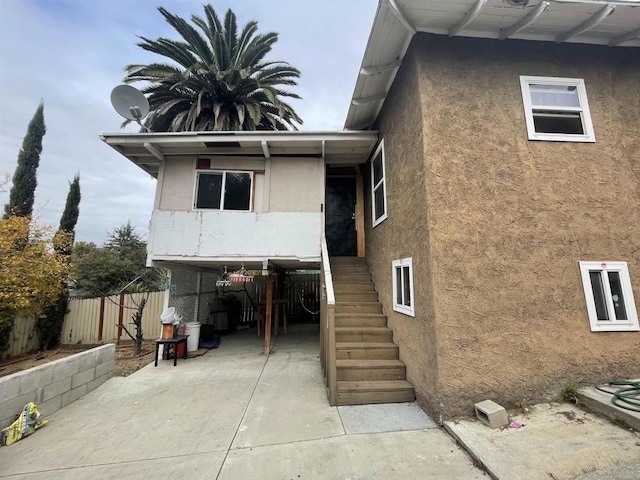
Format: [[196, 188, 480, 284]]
[[123, 4, 302, 132]]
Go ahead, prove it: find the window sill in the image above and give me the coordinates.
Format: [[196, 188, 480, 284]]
[[589, 322, 640, 333], [393, 305, 415, 317], [528, 133, 595, 143]]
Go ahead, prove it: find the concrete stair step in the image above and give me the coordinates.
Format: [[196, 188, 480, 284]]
[[336, 342, 399, 360], [337, 359, 406, 381], [336, 380, 415, 405], [333, 282, 375, 292], [330, 256, 368, 265], [335, 291, 378, 302], [335, 326, 392, 343], [332, 273, 372, 283], [335, 302, 382, 314], [335, 313, 388, 327]]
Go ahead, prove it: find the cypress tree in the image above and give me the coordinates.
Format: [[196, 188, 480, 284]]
[[4, 102, 46, 218], [55, 174, 81, 256], [39, 175, 81, 349]]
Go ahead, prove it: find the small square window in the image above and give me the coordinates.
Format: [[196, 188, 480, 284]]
[[392, 257, 414, 317], [520, 76, 595, 143], [195, 171, 252, 211], [370, 140, 387, 227], [579, 261, 639, 332]]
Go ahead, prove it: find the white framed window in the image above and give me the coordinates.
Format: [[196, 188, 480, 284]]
[[579, 261, 639, 332], [520, 76, 595, 143], [392, 257, 414, 317], [194, 171, 253, 211], [370, 140, 387, 227]]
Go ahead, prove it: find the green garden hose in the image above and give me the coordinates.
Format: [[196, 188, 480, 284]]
[[594, 380, 640, 413]]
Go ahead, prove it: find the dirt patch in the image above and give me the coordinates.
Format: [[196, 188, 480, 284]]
[[113, 341, 155, 377], [0, 341, 156, 379]]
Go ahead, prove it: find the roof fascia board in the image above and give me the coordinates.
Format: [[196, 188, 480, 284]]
[[101, 131, 378, 145]]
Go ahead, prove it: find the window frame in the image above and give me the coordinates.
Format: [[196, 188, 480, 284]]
[[193, 170, 254, 211], [519, 76, 595, 143], [579, 261, 639, 332], [370, 140, 388, 227], [392, 257, 415, 317]]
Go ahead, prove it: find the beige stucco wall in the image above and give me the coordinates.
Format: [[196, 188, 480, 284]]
[[364, 46, 441, 419], [268, 158, 323, 212], [155, 156, 322, 214], [370, 34, 640, 419]]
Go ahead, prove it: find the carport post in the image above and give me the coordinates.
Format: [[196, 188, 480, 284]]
[[264, 272, 273, 355]]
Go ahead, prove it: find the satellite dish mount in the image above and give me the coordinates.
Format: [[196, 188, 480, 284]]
[[110, 85, 152, 132]]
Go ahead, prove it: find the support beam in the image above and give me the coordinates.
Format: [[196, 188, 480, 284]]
[[386, 0, 416, 34], [261, 139, 270, 158], [500, 1, 550, 40], [143, 142, 165, 161], [556, 4, 615, 43], [351, 94, 386, 106], [609, 26, 640, 46], [360, 60, 403, 76], [449, 0, 488, 37], [264, 272, 273, 355], [274, 273, 280, 337]]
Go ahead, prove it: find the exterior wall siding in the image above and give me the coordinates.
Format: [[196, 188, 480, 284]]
[[365, 45, 441, 420], [373, 34, 640, 418]]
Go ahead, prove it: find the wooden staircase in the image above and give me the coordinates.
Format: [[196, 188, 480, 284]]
[[330, 256, 415, 405]]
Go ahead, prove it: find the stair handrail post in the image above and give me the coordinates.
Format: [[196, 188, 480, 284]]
[[320, 235, 337, 406]]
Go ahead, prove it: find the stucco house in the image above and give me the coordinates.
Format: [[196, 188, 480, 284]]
[[103, 0, 640, 418]]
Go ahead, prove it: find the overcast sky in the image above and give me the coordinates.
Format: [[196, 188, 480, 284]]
[[0, 0, 377, 245]]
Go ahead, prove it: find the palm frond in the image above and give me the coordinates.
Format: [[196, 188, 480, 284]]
[[124, 3, 302, 132]]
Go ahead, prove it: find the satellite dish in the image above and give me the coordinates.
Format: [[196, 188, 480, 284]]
[[110, 84, 150, 130]]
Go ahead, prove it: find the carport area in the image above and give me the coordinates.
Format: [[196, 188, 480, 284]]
[[0, 325, 484, 480]]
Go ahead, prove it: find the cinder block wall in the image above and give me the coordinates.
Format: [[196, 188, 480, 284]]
[[0, 344, 115, 429]]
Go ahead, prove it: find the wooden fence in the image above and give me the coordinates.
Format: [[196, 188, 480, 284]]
[[3, 317, 38, 359], [61, 291, 166, 344]]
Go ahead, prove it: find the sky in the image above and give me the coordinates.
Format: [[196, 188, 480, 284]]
[[0, 0, 378, 245]]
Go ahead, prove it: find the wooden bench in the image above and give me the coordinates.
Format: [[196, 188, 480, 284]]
[[154, 335, 189, 367]]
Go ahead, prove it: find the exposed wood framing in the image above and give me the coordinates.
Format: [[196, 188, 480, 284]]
[[556, 4, 615, 43], [386, 0, 416, 34], [500, 1, 550, 40], [609, 26, 640, 46], [449, 0, 488, 37]]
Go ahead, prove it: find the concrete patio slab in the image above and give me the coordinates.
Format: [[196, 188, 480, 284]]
[[1, 452, 227, 480], [444, 403, 640, 480], [231, 348, 344, 448], [220, 430, 488, 480], [338, 402, 436, 434], [0, 348, 267, 476]]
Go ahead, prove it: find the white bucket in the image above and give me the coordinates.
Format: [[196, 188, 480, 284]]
[[184, 322, 201, 352]]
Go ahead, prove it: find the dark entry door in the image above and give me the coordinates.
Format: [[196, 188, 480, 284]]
[[325, 177, 357, 256]]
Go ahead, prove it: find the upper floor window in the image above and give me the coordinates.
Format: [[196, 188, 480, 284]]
[[371, 140, 387, 227], [520, 76, 595, 143], [579, 261, 639, 332], [195, 171, 252, 211]]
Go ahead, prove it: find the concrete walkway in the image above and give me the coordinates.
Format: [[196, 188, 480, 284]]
[[0, 325, 486, 479]]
